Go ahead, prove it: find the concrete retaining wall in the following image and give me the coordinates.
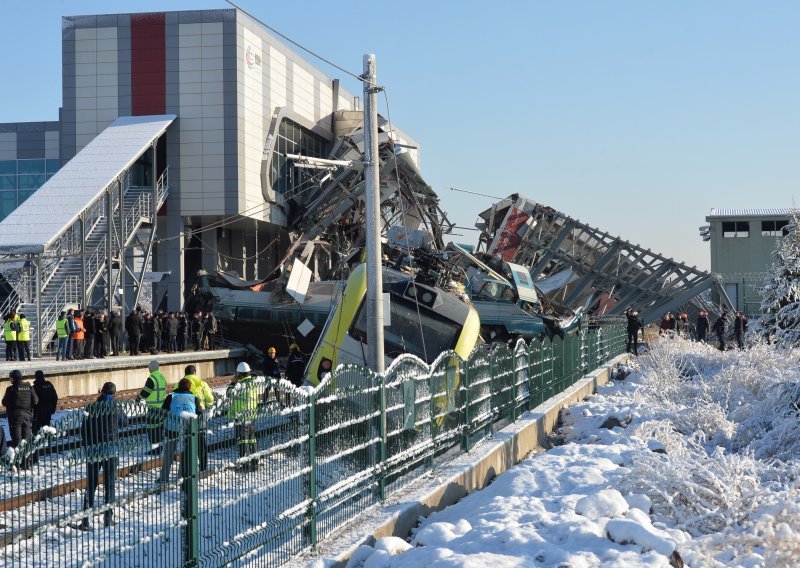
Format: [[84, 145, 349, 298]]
[[0, 348, 246, 397], [308, 353, 629, 566]]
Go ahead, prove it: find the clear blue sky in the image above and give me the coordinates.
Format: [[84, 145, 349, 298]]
[[2, 1, 799, 270]]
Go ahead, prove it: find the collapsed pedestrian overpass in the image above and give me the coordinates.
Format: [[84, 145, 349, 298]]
[[476, 195, 733, 325], [0, 115, 175, 355]]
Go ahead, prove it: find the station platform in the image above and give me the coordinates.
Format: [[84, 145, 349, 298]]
[[0, 347, 247, 398]]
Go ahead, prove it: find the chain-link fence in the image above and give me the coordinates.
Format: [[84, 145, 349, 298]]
[[1, 325, 625, 567]]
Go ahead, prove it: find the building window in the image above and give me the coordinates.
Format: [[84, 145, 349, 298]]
[[761, 220, 789, 237], [722, 221, 749, 238], [271, 119, 329, 197]]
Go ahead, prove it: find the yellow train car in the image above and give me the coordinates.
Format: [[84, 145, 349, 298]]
[[306, 263, 480, 385]]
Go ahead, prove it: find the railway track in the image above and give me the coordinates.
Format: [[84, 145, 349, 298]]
[[46, 374, 237, 413]]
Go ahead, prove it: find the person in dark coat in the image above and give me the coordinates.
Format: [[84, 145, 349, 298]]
[[263, 346, 282, 379], [713, 314, 727, 351], [2, 370, 38, 469], [167, 312, 179, 353], [95, 312, 109, 358], [81, 382, 127, 529], [125, 310, 142, 355], [317, 357, 333, 383], [83, 311, 96, 359], [109, 310, 123, 356], [150, 314, 161, 354], [734, 312, 748, 349], [177, 312, 188, 352], [284, 344, 307, 386], [625, 308, 642, 356], [695, 311, 710, 343], [192, 311, 204, 351], [32, 370, 58, 433]]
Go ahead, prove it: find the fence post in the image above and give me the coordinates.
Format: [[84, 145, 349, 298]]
[[527, 343, 536, 411], [511, 346, 518, 422], [379, 372, 387, 502], [307, 392, 318, 551], [428, 368, 436, 472], [181, 418, 200, 567], [462, 359, 471, 452]]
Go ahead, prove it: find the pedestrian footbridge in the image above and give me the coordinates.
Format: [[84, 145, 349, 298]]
[[0, 115, 176, 355]]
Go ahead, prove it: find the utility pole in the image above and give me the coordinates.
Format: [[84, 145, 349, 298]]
[[363, 54, 385, 373]]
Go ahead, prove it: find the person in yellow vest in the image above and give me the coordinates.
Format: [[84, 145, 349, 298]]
[[175, 364, 214, 471], [55, 311, 69, 361], [4, 312, 18, 362], [138, 360, 167, 454], [16, 314, 31, 362], [227, 362, 259, 472]]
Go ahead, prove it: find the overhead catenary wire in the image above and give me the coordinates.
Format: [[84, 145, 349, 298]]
[[223, 0, 381, 89]]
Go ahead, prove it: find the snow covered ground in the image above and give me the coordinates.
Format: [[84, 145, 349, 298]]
[[331, 338, 800, 567]]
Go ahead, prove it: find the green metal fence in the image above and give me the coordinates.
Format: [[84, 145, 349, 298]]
[[1, 325, 625, 567]]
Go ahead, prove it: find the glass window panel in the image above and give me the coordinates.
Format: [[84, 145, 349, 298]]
[[46, 159, 60, 173], [18, 174, 46, 189], [18, 190, 36, 205], [0, 175, 16, 190], [17, 159, 46, 174], [0, 161, 16, 175], [0, 192, 17, 220]]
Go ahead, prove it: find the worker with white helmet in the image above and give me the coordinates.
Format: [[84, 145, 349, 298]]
[[226, 362, 259, 472]]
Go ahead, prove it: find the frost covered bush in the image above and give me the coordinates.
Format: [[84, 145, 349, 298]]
[[751, 209, 800, 347]]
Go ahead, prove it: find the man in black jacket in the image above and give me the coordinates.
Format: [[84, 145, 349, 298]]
[[109, 310, 123, 356], [166, 312, 179, 353], [81, 382, 127, 529], [2, 370, 38, 469], [713, 314, 728, 351], [32, 370, 58, 433], [125, 310, 142, 355], [83, 311, 96, 359], [625, 308, 642, 356]]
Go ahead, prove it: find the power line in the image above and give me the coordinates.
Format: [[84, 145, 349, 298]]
[[224, 0, 379, 88], [450, 187, 505, 200]]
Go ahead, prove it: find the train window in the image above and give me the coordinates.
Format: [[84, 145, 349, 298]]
[[351, 298, 461, 363]]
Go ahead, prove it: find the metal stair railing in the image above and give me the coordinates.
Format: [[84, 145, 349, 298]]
[[0, 167, 170, 356]]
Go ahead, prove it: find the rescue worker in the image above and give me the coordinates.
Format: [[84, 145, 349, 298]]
[[227, 362, 259, 472], [2, 370, 38, 469], [158, 378, 203, 484], [81, 382, 127, 529], [696, 311, 710, 343], [138, 360, 167, 454], [72, 311, 86, 359], [56, 311, 69, 361], [625, 308, 641, 356], [65, 308, 76, 359], [16, 313, 31, 362], [177, 364, 214, 471], [263, 346, 282, 379], [32, 370, 58, 433], [284, 343, 307, 387], [677, 313, 691, 338], [4, 312, 18, 361]]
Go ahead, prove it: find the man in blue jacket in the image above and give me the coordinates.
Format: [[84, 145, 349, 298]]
[[158, 378, 203, 484]]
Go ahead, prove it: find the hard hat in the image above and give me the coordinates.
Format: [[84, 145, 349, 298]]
[[149, 360, 160, 371], [289, 343, 299, 351], [267, 347, 276, 354], [236, 362, 251, 374]]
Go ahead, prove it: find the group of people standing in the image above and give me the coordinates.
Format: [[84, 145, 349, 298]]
[[3, 310, 34, 361], [53, 308, 123, 361], [124, 308, 218, 356], [660, 309, 749, 351], [1, 369, 59, 469]]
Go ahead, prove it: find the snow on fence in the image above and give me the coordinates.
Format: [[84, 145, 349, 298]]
[[1, 326, 625, 567]]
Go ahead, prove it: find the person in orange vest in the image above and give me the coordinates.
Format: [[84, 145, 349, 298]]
[[73, 311, 86, 359]]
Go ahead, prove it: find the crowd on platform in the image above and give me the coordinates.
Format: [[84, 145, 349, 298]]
[[1, 306, 221, 361]]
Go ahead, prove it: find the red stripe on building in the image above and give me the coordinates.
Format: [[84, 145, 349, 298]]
[[131, 13, 166, 116]]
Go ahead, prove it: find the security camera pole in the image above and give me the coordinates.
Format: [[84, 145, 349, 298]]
[[363, 54, 385, 373]]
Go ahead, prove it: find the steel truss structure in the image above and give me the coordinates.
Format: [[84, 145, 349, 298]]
[[477, 194, 733, 325]]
